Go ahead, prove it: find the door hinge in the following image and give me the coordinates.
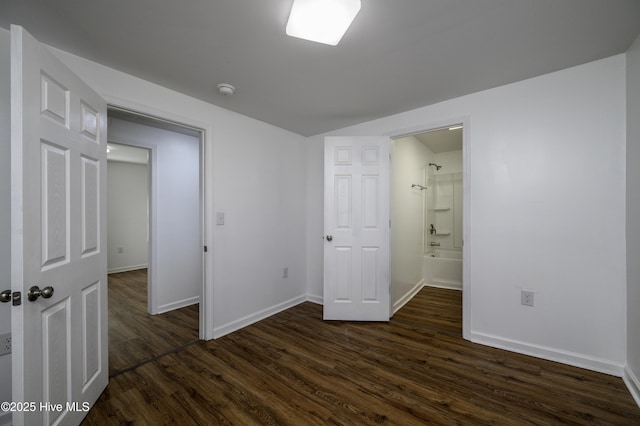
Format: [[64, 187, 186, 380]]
[[204, 245, 208, 253]]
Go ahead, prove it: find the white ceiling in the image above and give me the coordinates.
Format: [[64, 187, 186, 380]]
[[107, 142, 149, 165], [2, 1, 639, 136], [415, 127, 463, 153]]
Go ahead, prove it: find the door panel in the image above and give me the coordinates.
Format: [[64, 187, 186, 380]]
[[324, 136, 390, 321], [11, 25, 108, 425]]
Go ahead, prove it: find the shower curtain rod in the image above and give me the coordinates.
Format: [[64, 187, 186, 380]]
[[411, 184, 427, 191]]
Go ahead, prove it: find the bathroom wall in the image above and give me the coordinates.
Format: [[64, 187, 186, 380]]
[[428, 150, 463, 251], [391, 136, 432, 307], [107, 160, 149, 273]]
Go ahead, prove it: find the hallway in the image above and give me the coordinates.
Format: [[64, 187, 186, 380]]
[[107, 269, 199, 377]]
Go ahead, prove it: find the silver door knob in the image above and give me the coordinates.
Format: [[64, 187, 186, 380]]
[[27, 286, 54, 302], [326, 235, 333, 241], [0, 290, 10, 303]]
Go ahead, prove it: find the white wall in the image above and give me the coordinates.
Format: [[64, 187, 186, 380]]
[[307, 55, 627, 375], [108, 118, 201, 313], [0, 26, 308, 342], [43, 39, 308, 334], [0, 29, 12, 426], [391, 136, 432, 307], [50, 45, 308, 337], [107, 160, 149, 273], [626, 33, 640, 403]]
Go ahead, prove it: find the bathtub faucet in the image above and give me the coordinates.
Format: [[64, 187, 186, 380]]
[[429, 242, 440, 247], [429, 224, 436, 235]]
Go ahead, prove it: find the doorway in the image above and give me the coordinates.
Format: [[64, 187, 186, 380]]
[[390, 124, 464, 334], [106, 108, 204, 376]]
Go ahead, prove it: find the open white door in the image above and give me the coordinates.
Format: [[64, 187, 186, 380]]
[[10, 25, 108, 425], [323, 136, 390, 321]]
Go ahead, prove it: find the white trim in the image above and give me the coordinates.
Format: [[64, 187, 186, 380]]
[[623, 367, 640, 408], [157, 296, 199, 315], [107, 264, 147, 274], [424, 281, 463, 291], [306, 294, 323, 305], [213, 295, 307, 339], [103, 94, 215, 340], [393, 280, 424, 314], [469, 331, 625, 377]]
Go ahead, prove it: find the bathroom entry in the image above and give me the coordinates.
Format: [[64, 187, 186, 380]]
[[391, 125, 463, 332]]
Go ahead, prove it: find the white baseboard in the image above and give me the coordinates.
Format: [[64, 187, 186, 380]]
[[213, 295, 307, 339], [624, 366, 640, 407], [425, 281, 462, 291], [306, 294, 323, 305], [469, 330, 625, 377], [107, 264, 147, 274], [157, 296, 199, 314], [393, 280, 424, 314]]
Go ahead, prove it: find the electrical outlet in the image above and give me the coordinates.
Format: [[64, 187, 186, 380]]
[[117, 247, 124, 254], [283, 267, 289, 279], [0, 332, 11, 356], [521, 290, 534, 307]]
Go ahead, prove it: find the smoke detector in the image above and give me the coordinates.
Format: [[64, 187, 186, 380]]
[[217, 83, 235, 96]]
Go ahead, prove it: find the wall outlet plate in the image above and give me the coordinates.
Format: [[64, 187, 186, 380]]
[[521, 290, 534, 307], [0, 332, 11, 356]]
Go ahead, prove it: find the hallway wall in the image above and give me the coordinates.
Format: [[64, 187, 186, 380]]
[[107, 118, 201, 314], [107, 160, 149, 274]]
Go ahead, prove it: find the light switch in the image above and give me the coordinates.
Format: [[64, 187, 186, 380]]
[[216, 212, 225, 225]]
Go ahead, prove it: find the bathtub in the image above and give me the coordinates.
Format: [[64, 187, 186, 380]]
[[423, 249, 463, 290]]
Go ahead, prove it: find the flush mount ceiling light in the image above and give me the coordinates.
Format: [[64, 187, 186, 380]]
[[286, 0, 361, 46]]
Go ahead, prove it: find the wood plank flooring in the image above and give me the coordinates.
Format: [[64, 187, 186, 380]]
[[107, 269, 199, 376], [83, 284, 640, 425], [393, 286, 462, 335]]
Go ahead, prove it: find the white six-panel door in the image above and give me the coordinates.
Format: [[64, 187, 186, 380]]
[[323, 136, 390, 321], [11, 25, 108, 425]]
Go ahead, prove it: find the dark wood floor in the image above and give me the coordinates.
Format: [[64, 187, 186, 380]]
[[107, 269, 199, 376], [393, 286, 462, 335], [83, 282, 640, 425]]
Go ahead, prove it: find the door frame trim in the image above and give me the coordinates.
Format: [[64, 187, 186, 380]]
[[104, 96, 214, 341], [385, 115, 471, 340]]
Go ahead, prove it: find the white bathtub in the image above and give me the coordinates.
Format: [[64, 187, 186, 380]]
[[423, 249, 463, 290]]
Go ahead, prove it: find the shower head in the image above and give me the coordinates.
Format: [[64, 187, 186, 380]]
[[429, 163, 442, 171]]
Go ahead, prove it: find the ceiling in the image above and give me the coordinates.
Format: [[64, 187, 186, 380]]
[[414, 127, 462, 153], [2, 1, 639, 137], [107, 142, 149, 165]]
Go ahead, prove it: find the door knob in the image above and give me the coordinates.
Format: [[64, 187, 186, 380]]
[[326, 235, 333, 241], [27, 285, 54, 302], [0, 290, 10, 303]]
